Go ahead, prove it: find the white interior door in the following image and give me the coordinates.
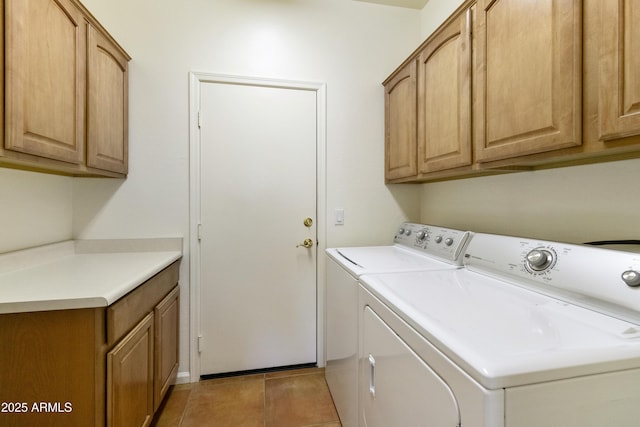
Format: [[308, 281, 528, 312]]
[[197, 78, 318, 376]]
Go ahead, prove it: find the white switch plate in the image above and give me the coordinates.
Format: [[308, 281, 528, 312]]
[[334, 208, 344, 225]]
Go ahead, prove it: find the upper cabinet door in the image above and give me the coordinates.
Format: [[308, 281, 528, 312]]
[[384, 61, 417, 181], [87, 25, 129, 174], [474, 0, 582, 162], [417, 6, 473, 174], [598, 0, 640, 141], [5, 0, 86, 164]]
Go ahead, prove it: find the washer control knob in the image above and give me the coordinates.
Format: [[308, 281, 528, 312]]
[[405, 229, 412, 236], [444, 238, 454, 246], [398, 228, 405, 235], [434, 236, 443, 244], [526, 249, 553, 271], [622, 270, 640, 287], [416, 230, 427, 240]]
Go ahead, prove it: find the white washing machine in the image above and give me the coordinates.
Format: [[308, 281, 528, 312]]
[[359, 233, 640, 427], [325, 222, 472, 427]]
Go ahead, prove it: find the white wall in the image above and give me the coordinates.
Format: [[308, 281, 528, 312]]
[[0, 169, 72, 254], [72, 0, 422, 379], [418, 0, 640, 244]]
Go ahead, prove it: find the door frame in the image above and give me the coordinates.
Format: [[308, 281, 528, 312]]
[[188, 72, 327, 382]]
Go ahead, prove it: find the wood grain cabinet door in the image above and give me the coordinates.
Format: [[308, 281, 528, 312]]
[[417, 6, 472, 174], [4, 0, 86, 164], [107, 313, 154, 427], [87, 24, 129, 174], [384, 61, 418, 181], [474, 0, 582, 162], [598, 0, 640, 141], [154, 286, 180, 410]]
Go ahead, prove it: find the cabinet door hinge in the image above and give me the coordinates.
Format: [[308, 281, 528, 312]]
[[197, 223, 202, 241], [198, 111, 202, 129], [198, 334, 203, 353]]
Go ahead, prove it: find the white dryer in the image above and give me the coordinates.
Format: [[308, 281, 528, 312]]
[[359, 233, 640, 427], [325, 222, 471, 427]]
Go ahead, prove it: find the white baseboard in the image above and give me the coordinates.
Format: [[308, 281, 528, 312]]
[[175, 371, 193, 384]]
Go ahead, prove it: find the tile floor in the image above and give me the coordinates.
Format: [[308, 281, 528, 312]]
[[150, 367, 342, 427]]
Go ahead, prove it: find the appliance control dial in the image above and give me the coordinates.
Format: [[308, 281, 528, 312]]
[[434, 236, 443, 244], [526, 249, 554, 271], [622, 270, 640, 287], [444, 238, 454, 246], [416, 230, 428, 241], [398, 228, 405, 235]]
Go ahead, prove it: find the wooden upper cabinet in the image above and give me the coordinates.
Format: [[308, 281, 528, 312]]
[[417, 6, 472, 173], [598, 0, 640, 141], [384, 61, 417, 181], [87, 25, 129, 174], [474, 0, 582, 162], [5, 0, 86, 164], [1, 0, 130, 177]]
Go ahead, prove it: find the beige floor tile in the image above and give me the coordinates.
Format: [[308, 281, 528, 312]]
[[265, 372, 340, 427], [152, 368, 341, 427], [151, 384, 193, 427], [181, 377, 265, 427], [265, 367, 325, 379]]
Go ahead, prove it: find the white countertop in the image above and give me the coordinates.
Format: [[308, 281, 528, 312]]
[[0, 238, 183, 314]]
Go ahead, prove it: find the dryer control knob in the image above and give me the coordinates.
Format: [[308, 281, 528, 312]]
[[434, 236, 443, 244], [416, 231, 427, 240], [622, 270, 640, 287], [444, 238, 454, 246], [526, 249, 553, 271]]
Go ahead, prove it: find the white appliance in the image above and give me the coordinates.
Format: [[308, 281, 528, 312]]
[[359, 233, 640, 427], [325, 223, 472, 427]]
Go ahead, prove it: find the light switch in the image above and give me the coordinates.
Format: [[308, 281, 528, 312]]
[[335, 208, 344, 225]]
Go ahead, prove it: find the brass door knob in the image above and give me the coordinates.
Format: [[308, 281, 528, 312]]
[[304, 217, 313, 227], [297, 238, 314, 248]]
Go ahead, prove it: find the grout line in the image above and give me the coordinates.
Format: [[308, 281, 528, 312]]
[[263, 374, 267, 427]]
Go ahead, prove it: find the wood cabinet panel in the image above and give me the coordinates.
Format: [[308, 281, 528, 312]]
[[4, 0, 86, 164], [0, 0, 130, 177], [107, 313, 154, 427], [107, 261, 180, 345], [474, 0, 582, 162], [154, 286, 180, 410], [0, 309, 104, 427], [417, 7, 472, 173], [384, 61, 417, 180], [87, 24, 129, 174], [599, 0, 640, 140]]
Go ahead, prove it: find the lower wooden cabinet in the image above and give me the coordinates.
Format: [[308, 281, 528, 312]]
[[154, 287, 180, 411], [0, 261, 180, 427], [107, 313, 155, 427]]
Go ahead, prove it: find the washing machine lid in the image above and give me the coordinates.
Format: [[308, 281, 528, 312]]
[[326, 245, 462, 277], [360, 269, 640, 390]]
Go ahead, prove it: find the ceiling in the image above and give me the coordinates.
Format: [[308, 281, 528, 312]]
[[353, 0, 429, 9]]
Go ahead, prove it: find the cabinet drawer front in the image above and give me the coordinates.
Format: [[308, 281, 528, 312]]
[[107, 261, 179, 345]]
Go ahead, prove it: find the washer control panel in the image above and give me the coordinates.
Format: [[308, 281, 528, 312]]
[[463, 233, 640, 324], [394, 222, 471, 264]]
